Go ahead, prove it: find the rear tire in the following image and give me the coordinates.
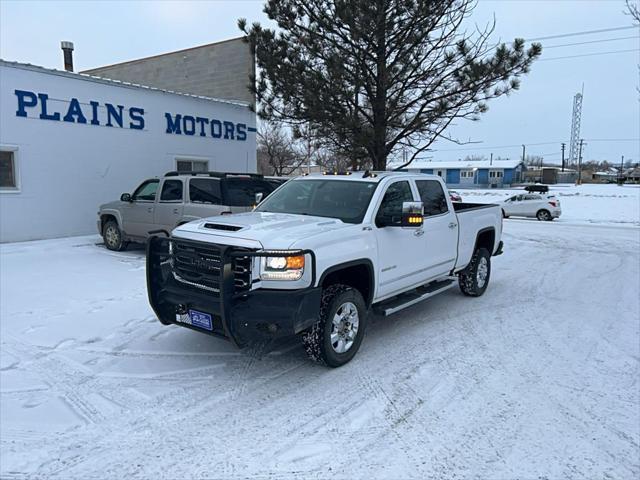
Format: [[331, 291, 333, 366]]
[[536, 209, 552, 221], [302, 284, 367, 367], [103, 220, 128, 251], [459, 248, 491, 297]]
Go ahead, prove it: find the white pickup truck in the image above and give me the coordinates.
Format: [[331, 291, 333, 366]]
[[147, 171, 503, 367]]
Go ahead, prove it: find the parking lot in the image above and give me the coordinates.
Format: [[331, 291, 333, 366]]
[[1, 184, 639, 479]]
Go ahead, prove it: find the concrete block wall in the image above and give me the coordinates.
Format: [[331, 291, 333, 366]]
[[83, 37, 254, 107]]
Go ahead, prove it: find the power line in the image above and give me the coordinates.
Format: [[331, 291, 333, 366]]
[[544, 35, 640, 49], [525, 25, 639, 42], [538, 48, 640, 62], [433, 138, 639, 153]]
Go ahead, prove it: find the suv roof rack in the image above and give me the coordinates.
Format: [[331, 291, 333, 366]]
[[165, 171, 264, 179]]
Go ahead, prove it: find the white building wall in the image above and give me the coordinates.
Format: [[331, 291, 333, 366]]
[[0, 63, 257, 242]]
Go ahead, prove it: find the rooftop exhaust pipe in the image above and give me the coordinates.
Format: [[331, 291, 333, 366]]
[[60, 41, 74, 72]]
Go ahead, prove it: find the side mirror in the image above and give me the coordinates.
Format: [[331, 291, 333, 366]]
[[401, 201, 424, 227], [255, 192, 264, 205], [120, 193, 132, 202]]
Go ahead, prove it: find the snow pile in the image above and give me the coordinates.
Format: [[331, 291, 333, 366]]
[[1, 186, 639, 479]]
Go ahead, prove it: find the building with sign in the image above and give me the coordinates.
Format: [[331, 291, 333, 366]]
[[0, 60, 257, 242], [400, 159, 526, 188]]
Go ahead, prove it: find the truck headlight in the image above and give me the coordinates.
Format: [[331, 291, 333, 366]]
[[261, 253, 305, 281]]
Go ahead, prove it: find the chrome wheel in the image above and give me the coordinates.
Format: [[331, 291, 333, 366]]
[[476, 257, 488, 288], [330, 301, 359, 354], [105, 225, 119, 247]]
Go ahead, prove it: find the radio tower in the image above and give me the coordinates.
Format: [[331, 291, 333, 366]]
[[568, 88, 584, 168]]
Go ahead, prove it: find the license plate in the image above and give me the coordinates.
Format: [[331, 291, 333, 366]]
[[188, 309, 213, 331]]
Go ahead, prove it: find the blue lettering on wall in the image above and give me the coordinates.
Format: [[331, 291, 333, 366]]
[[165, 113, 182, 134], [129, 107, 145, 130], [89, 101, 100, 125], [63, 98, 87, 124], [38, 93, 61, 121], [14, 90, 37, 117], [236, 123, 247, 141], [195, 117, 209, 137], [14, 90, 255, 142], [105, 104, 124, 128], [223, 121, 235, 140], [183, 115, 196, 136], [210, 119, 222, 138]]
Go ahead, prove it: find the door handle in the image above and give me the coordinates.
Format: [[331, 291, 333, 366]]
[[414, 229, 425, 237], [147, 207, 153, 213], [448, 222, 457, 229], [173, 208, 179, 214]]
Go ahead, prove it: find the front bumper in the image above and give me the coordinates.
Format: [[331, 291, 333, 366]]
[[146, 236, 321, 346]]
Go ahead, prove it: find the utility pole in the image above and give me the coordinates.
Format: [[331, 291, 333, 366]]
[[521, 144, 526, 164], [490, 152, 493, 166], [577, 139, 584, 185], [561, 143, 566, 172], [620, 155, 625, 185]]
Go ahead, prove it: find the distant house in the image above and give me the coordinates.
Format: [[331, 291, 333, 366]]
[[399, 159, 525, 188], [624, 167, 640, 184]]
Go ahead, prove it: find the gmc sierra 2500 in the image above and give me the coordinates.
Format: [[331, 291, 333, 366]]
[[147, 171, 503, 367]]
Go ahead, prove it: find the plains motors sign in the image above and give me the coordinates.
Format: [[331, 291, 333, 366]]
[[14, 89, 254, 142]]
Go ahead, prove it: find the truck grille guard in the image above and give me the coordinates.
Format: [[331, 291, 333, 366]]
[[146, 236, 316, 346]]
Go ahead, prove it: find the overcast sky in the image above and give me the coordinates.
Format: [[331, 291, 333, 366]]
[[1, 0, 638, 164]]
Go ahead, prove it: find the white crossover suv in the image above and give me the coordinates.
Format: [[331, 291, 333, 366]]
[[501, 193, 561, 221]]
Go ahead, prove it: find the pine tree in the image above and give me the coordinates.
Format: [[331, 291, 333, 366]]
[[239, 0, 542, 170]]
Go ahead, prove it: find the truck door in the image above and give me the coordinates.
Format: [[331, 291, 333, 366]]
[[374, 180, 426, 299], [414, 179, 458, 278], [121, 179, 159, 238], [154, 179, 184, 233]]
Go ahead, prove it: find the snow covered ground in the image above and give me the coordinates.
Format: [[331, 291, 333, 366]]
[[1, 184, 639, 479]]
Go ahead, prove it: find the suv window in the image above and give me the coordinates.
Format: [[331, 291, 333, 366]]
[[189, 178, 222, 205], [375, 181, 414, 227], [132, 180, 159, 202], [222, 178, 274, 207], [415, 180, 448, 216], [524, 194, 541, 201], [160, 180, 183, 202]]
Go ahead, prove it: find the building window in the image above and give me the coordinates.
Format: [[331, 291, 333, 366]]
[[0, 150, 18, 190], [460, 170, 474, 178], [176, 159, 209, 172], [489, 170, 503, 179], [436, 170, 445, 178]]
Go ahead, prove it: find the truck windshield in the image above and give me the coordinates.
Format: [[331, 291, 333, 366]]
[[254, 179, 378, 224]]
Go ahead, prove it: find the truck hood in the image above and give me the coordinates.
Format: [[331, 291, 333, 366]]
[[173, 212, 350, 249]]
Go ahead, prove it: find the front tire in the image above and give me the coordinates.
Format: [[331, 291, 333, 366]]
[[459, 248, 491, 297], [303, 284, 367, 367], [103, 220, 128, 251], [536, 209, 552, 221]]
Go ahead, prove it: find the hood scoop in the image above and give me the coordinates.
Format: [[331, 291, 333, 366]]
[[203, 223, 244, 232]]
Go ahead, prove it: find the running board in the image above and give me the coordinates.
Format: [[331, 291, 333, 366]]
[[373, 278, 457, 316]]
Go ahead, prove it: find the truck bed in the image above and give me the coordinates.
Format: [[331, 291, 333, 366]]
[[452, 202, 497, 212]]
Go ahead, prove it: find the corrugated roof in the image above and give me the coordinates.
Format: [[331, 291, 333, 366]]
[[398, 159, 524, 170], [0, 59, 251, 108]]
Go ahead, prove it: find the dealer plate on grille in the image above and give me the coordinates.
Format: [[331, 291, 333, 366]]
[[177, 309, 213, 331]]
